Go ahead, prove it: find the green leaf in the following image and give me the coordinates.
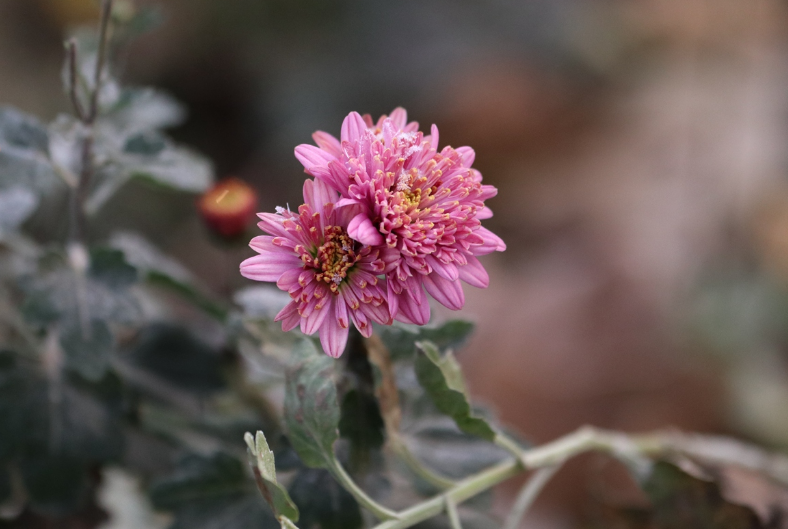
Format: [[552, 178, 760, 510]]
[[287, 468, 362, 529], [0, 107, 57, 191], [150, 453, 249, 508], [123, 141, 213, 193], [59, 318, 114, 382], [414, 341, 496, 441], [89, 247, 139, 289], [244, 431, 299, 522], [108, 232, 228, 320], [126, 324, 226, 395], [283, 339, 340, 469], [150, 452, 278, 529], [0, 186, 38, 235], [105, 88, 186, 133], [379, 319, 475, 360]]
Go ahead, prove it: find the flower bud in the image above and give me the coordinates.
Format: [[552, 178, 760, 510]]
[[199, 177, 257, 238]]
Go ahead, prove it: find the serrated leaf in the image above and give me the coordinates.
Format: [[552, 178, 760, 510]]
[[414, 341, 496, 441], [283, 339, 339, 469], [287, 468, 362, 529], [244, 431, 299, 522], [60, 318, 114, 382], [89, 247, 138, 289]]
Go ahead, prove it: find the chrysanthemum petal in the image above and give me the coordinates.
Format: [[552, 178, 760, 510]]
[[422, 273, 465, 311], [477, 206, 493, 220], [312, 131, 342, 158], [426, 255, 459, 281], [347, 213, 384, 245], [458, 255, 489, 288], [240, 253, 301, 282], [471, 227, 507, 256], [295, 144, 335, 171], [389, 107, 408, 131], [341, 112, 367, 143], [320, 315, 348, 358], [301, 299, 330, 335], [394, 291, 430, 325], [275, 302, 301, 331], [302, 178, 337, 216]]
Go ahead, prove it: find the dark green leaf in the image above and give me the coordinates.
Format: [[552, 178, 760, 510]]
[[642, 461, 762, 529], [150, 453, 249, 508], [126, 324, 226, 395], [379, 319, 475, 360], [244, 431, 299, 522], [60, 318, 114, 382], [283, 339, 340, 469], [150, 452, 278, 529], [288, 468, 362, 529], [414, 342, 496, 441], [89, 247, 138, 289], [339, 389, 385, 452], [20, 456, 88, 517]]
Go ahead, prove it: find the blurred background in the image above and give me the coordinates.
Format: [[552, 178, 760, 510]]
[[3, 0, 788, 526]]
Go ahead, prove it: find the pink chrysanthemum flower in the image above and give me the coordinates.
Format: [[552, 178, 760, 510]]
[[240, 179, 392, 357], [294, 108, 506, 325]]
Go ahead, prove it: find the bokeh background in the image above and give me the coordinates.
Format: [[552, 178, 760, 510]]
[[3, 0, 788, 526]]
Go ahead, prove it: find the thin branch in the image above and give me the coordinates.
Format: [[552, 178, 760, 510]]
[[65, 39, 86, 121], [502, 465, 561, 529], [88, 0, 114, 123], [392, 434, 455, 490], [445, 497, 462, 529], [327, 458, 400, 521]]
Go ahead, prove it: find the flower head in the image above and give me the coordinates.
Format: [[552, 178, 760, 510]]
[[240, 179, 391, 357], [294, 108, 505, 325]]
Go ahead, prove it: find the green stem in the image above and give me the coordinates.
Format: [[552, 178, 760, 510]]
[[445, 497, 462, 529], [502, 465, 561, 529], [392, 435, 455, 490], [327, 458, 400, 521]]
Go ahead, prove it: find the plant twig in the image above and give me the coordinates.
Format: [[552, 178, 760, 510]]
[[502, 465, 561, 529], [370, 425, 788, 529], [391, 434, 455, 490], [65, 39, 86, 122], [327, 458, 400, 521], [445, 497, 463, 529]]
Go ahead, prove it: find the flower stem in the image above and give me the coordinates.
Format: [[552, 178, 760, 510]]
[[391, 435, 455, 490], [445, 497, 462, 529], [501, 465, 561, 529], [326, 458, 400, 521]]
